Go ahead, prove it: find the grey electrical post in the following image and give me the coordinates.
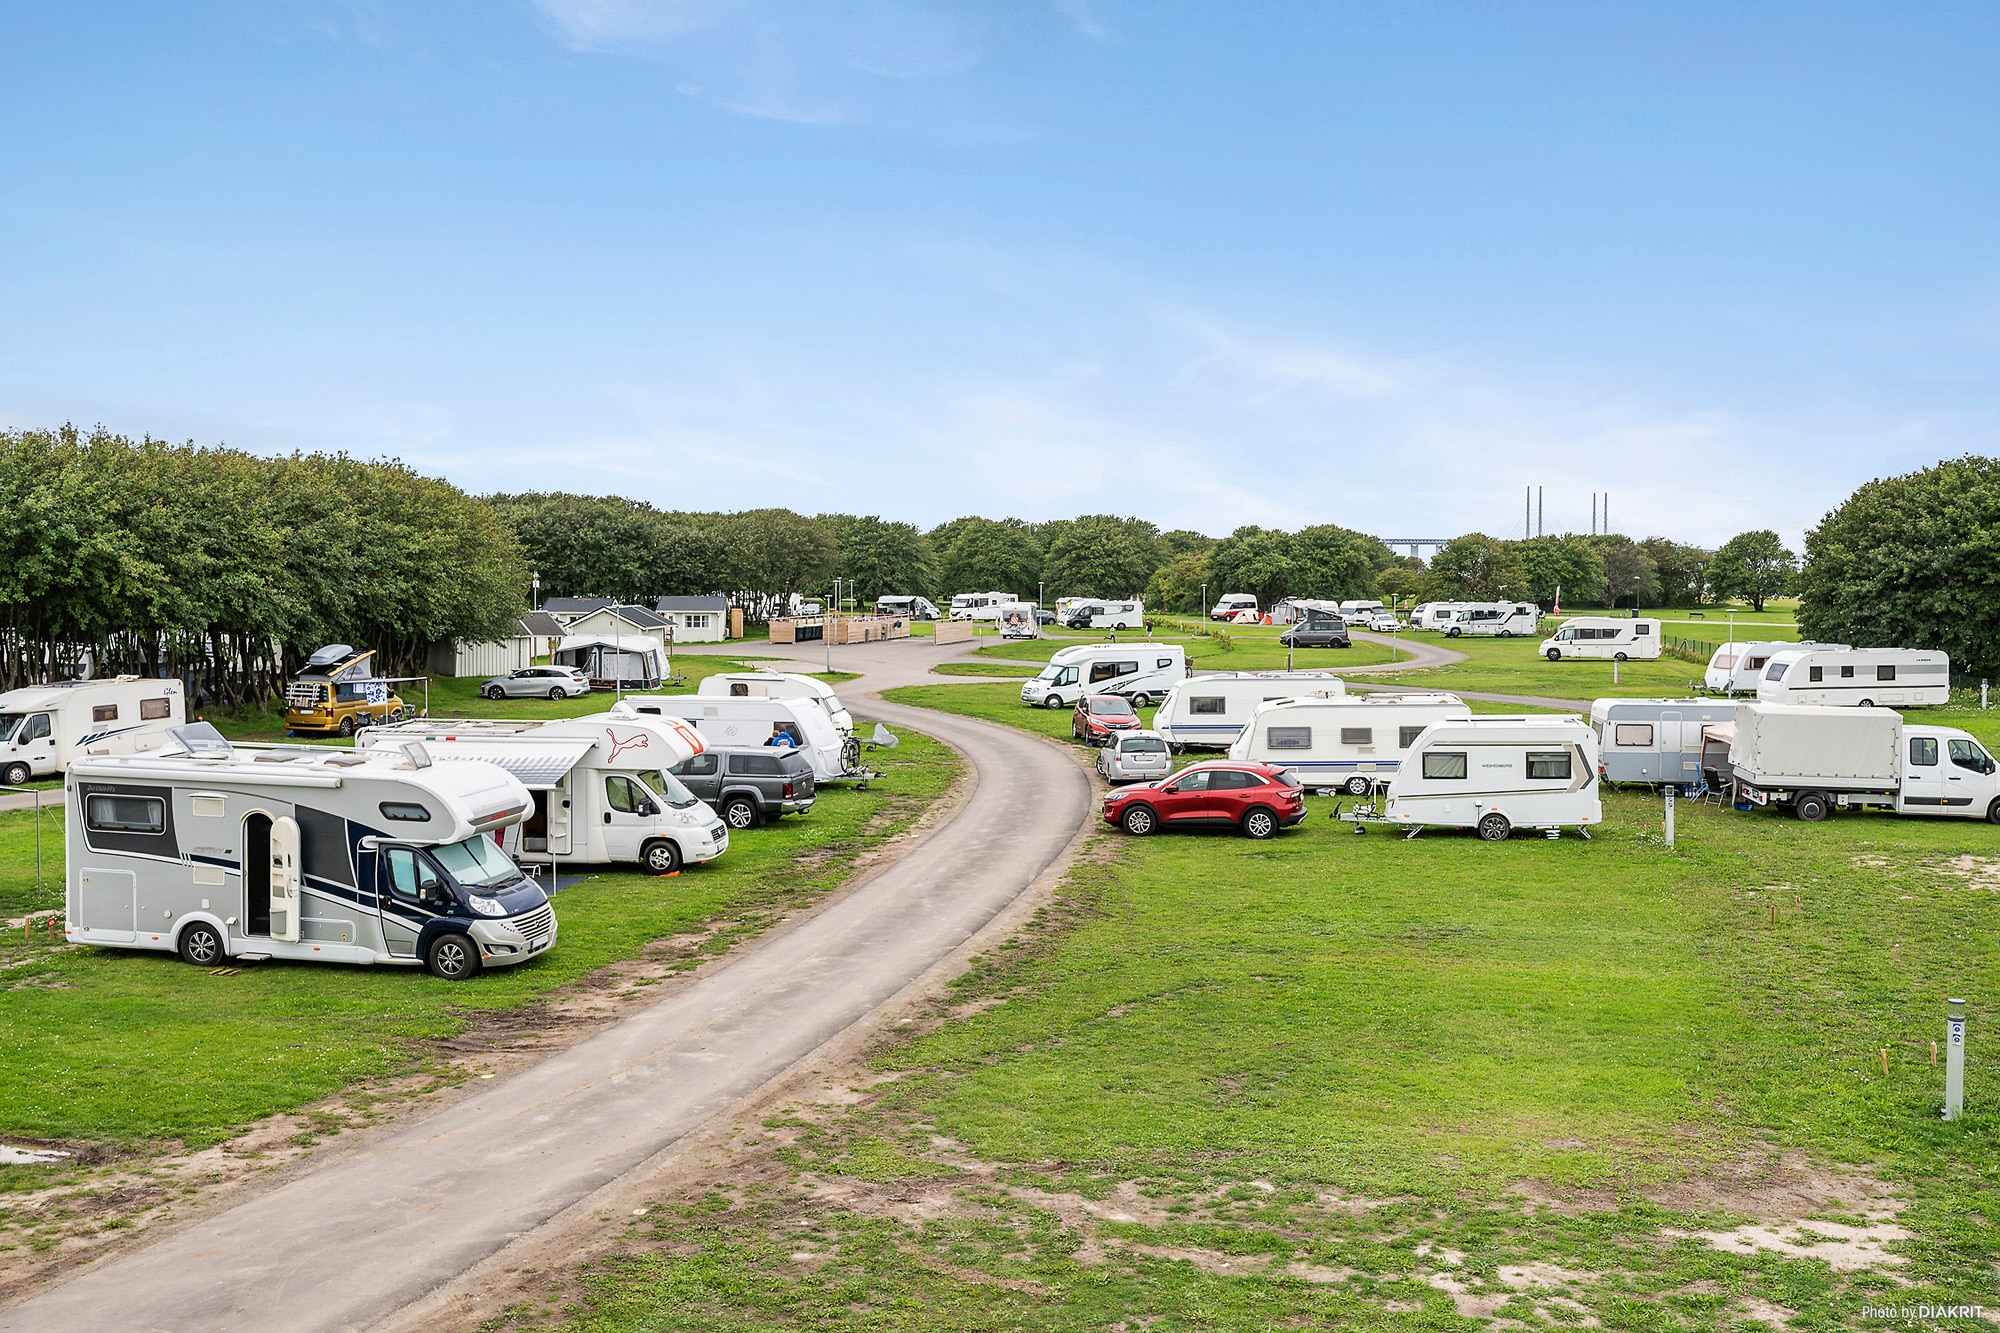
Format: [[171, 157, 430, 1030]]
[[1663, 784, 1675, 849], [1945, 998, 1966, 1121]]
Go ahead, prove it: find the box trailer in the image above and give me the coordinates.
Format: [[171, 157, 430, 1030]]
[[1152, 671, 1347, 749], [1726, 702, 2000, 821], [0, 676, 186, 787]]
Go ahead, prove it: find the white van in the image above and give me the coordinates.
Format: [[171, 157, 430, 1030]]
[[949, 592, 1016, 621], [1337, 600, 1386, 625], [1020, 644, 1188, 710], [1228, 693, 1471, 795], [0, 676, 187, 787], [1352, 715, 1602, 840], [1063, 600, 1145, 630], [1539, 617, 1661, 661], [875, 595, 939, 621], [610, 694, 851, 782], [1152, 671, 1347, 749], [1442, 603, 1541, 638], [700, 671, 855, 737], [1703, 640, 1815, 694], [1755, 647, 1950, 708], [358, 714, 724, 875], [1210, 593, 1259, 621]]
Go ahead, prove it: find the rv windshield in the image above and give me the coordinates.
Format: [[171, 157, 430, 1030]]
[[634, 769, 701, 810], [0, 714, 19, 743], [431, 834, 526, 890]]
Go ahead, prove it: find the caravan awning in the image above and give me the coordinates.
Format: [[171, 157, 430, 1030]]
[[427, 740, 597, 789]]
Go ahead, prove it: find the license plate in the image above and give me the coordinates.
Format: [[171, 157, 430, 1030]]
[[530, 935, 550, 951]]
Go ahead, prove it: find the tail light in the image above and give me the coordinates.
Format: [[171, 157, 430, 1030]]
[[782, 782, 795, 797]]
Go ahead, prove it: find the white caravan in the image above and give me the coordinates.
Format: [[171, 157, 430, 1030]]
[[66, 722, 551, 979], [1210, 593, 1259, 621], [0, 676, 187, 787], [700, 671, 855, 737], [996, 602, 1042, 639], [1337, 600, 1386, 625], [357, 714, 722, 876], [875, 595, 939, 620], [1756, 647, 1950, 708], [1703, 640, 1815, 694], [610, 694, 850, 783], [1020, 644, 1188, 710], [1589, 698, 1739, 785], [1726, 702, 1999, 822], [1409, 602, 1465, 631], [1228, 693, 1471, 795], [1441, 603, 1541, 638], [1152, 672, 1348, 749], [1063, 599, 1145, 630], [1539, 617, 1662, 661], [1351, 715, 1602, 840], [949, 592, 1016, 621]]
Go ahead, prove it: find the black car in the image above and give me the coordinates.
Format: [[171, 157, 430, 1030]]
[[668, 746, 817, 831], [1279, 615, 1352, 648]]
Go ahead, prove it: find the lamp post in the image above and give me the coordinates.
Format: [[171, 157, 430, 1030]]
[[1201, 583, 1208, 628], [826, 579, 838, 673], [531, 571, 540, 611]]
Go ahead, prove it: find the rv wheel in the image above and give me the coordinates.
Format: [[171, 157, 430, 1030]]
[[1241, 807, 1279, 840], [1858, 699, 1875, 708], [642, 839, 683, 875], [1447, 626, 1462, 638], [0, 761, 29, 788], [1497, 629, 1512, 638], [178, 922, 224, 966], [426, 932, 482, 981], [1476, 812, 1512, 842], [1545, 649, 1561, 662], [1614, 652, 1628, 662], [1344, 775, 1373, 796], [1794, 792, 1830, 822], [1130, 693, 1152, 709]]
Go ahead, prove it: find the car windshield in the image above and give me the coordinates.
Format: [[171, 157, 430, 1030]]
[[1035, 665, 1064, 681], [0, 714, 19, 743], [634, 768, 701, 809], [1123, 737, 1169, 753], [1091, 699, 1135, 717], [431, 834, 525, 889]]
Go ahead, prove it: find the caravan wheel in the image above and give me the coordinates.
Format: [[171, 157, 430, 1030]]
[[1343, 775, 1372, 796], [1476, 812, 1512, 841], [1614, 652, 1628, 662]]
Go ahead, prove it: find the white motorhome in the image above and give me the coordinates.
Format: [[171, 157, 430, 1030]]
[[610, 694, 851, 783], [357, 714, 722, 876], [1703, 640, 1817, 694], [1063, 599, 1145, 630], [996, 602, 1042, 639], [1539, 617, 1662, 661], [1441, 603, 1541, 638], [1755, 647, 1950, 708], [1020, 644, 1188, 710], [0, 676, 187, 787], [949, 592, 1016, 621], [1726, 702, 1999, 822], [875, 595, 940, 621], [1589, 697, 1739, 785], [1228, 693, 1471, 795], [1337, 600, 1387, 625], [1409, 602, 1465, 631], [1152, 672, 1348, 749], [1210, 593, 1259, 621], [1350, 715, 1602, 840], [700, 671, 855, 737], [66, 723, 551, 980]]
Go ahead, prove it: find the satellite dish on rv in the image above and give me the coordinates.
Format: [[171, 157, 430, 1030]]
[[305, 644, 355, 669]]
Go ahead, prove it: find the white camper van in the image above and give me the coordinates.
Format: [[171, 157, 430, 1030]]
[[1726, 702, 1999, 822], [1063, 600, 1145, 631], [1337, 600, 1387, 625], [1349, 715, 1602, 840], [1703, 640, 1817, 694], [1228, 693, 1472, 795], [1442, 603, 1541, 638], [1589, 698, 1739, 785], [610, 694, 851, 783], [949, 592, 1016, 621], [1409, 602, 1465, 631], [357, 714, 723, 875], [1755, 647, 1950, 708], [66, 723, 550, 980], [1152, 672, 1347, 749], [1210, 593, 1259, 621], [0, 676, 186, 787], [1539, 617, 1661, 661], [700, 671, 855, 737], [1020, 644, 1188, 710], [875, 595, 939, 621]]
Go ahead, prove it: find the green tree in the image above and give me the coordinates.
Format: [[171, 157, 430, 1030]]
[[1143, 550, 1210, 615], [1512, 536, 1603, 606], [1205, 527, 1293, 609], [818, 514, 939, 606], [1639, 537, 1712, 607], [724, 509, 841, 613], [1710, 529, 1795, 611], [1424, 533, 1525, 601], [1288, 525, 1393, 601], [1040, 515, 1155, 598], [1590, 535, 1658, 608], [938, 518, 1043, 598]]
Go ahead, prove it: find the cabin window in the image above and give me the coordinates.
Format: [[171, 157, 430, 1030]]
[[1266, 727, 1312, 751], [21, 714, 50, 741], [1421, 752, 1467, 780], [92, 704, 119, 723], [1190, 696, 1226, 715], [379, 801, 432, 823], [605, 776, 646, 814], [141, 698, 172, 720], [1840, 665, 1854, 678], [85, 793, 165, 835], [1878, 664, 1896, 681], [1613, 724, 1654, 747], [686, 614, 711, 629], [1398, 726, 1426, 749], [1765, 661, 1788, 681], [1910, 737, 1938, 766], [1634, 623, 1650, 636], [1809, 666, 1822, 682], [1339, 727, 1372, 746], [382, 847, 443, 903], [1950, 739, 1991, 773], [1527, 751, 1573, 781]]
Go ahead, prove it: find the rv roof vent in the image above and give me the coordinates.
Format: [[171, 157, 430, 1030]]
[[400, 742, 433, 770], [168, 722, 234, 758], [254, 752, 304, 763], [322, 753, 369, 768]]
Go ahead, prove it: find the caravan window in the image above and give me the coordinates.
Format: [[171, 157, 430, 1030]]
[[1765, 661, 1788, 681], [92, 704, 119, 722], [1156, 658, 1173, 669], [1526, 751, 1573, 781], [1189, 696, 1226, 715], [1634, 623, 1650, 636], [1398, 725, 1426, 749], [1339, 727, 1372, 746], [1421, 752, 1467, 780], [85, 794, 165, 835], [1809, 666, 1822, 682], [1840, 664, 1854, 678], [1613, 724, 1654, 747], [1878, 665, 1896, 681], [1910, 737, 1939, 766], [1089, 662, 1119, 684], [141, 697, 172, 720], [1713, 653, 1737, 670], [379, 802, 432, 823], [1266, 727, 1312, 750]]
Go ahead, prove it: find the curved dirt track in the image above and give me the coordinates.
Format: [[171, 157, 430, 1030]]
[[1, 638, 1090, 1333]]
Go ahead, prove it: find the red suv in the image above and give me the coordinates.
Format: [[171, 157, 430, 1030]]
[[1073, 694, 1141, 746], [1102, 761, 1307, 840]]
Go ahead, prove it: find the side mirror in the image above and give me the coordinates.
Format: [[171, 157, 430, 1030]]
[[640, 799, 659, 817]]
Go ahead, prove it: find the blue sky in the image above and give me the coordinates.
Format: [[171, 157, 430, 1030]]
[[3, 2, 1996, 548]]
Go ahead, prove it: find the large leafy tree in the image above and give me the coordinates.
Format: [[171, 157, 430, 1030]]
[[1640, 537, 1712, 607], [937, 518, 1043, 597], [1288, 525, 1393, 600], [1205, 527, 1294, 609], [1040, 515, 1157, 598], [1512, 535, 1603, 606], [1143, 550, 1210, 615], [818, 514, 938, 605], [1590, 534, 1659, 608], [1798, 457, 2000, 675], [1710, 529, 1795, 611], [723, 508, 841, 611], [1424, 533, 1525, 601]]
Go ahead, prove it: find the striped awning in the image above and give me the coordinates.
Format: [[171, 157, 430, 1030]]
[[426, 741, 596, 789]]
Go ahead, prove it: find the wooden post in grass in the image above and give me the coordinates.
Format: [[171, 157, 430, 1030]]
[[1881, 1048, 1889, 1076]]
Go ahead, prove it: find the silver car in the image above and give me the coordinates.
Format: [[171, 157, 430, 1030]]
[[481, 666, 591, 700], [1097, 729, 1174, 783]]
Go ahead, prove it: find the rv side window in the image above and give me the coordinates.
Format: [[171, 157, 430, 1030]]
[[1398, 726, 1425, 749], [1339, 727, 1372, 746], [1190, 696, 1226, 715], [1765, 661, 1788, 681], [730, 683, 750, 696], [1840, 665, 1854, 678], [141, 697, 172, 720], [379, 802, 432, 823], [1747, 656, 1766, 670], [1089, 663, 1119, 684], [92, 704, 119, 722], [1266, 726, 1312, 751], [1114, 662, 1139, 677], [1613, 724, 1654, 747], [1156, 658, 1173, 669], [1878, 664, 1896, 681], [1910, 737, 1939, 766], [1421, 751, 1467, 780], [85, 793, 165, 834], [1809, 666, 1822, 682], [1634, 623, 1650, 636], [1526, 751, 1572, 781]]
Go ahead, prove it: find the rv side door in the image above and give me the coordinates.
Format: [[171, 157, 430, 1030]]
[[269, 815, 302, 942]]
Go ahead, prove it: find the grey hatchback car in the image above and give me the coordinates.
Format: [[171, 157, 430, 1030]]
[[668, 746, 817, 831], [482, 666, 591, 700]]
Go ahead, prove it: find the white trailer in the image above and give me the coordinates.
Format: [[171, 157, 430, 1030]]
[[1441, 602, 1541, 638], [610, 694, 853, 783], [1151, 671, 1347, 749], [1210, 593, 1259, 621], [1703, 640, 1817, 694], [1409, 602, 1465, 631], [996, 602, 1042, 638], [1726, 702, 2000, 822], [699, 670, 855, 736], [1589, 697, 1739, 785], [1755, 647, 1950, 708], [1228, 693, 1471, 795], [1539, 617, 1661, 661], [949, 592, 1016, 621], [357, 714, 724, 875], [1347, 715, 1602, 840], [1019, 644, 1188, 710], [67, 722, 551, 979], [0, 676, 187, 787]]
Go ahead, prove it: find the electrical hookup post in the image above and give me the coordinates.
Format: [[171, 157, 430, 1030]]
[[1945, 999, 1966, 1121], [1662, 783, 1675, 849]]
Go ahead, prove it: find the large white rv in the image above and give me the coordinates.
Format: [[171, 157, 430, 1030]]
[[1210, 593, 1259, 621], [1151, 672, 1348, 749], [1441, 603, 1541, 638], [357, 714, 722, 875], [1337, 600, 1387, 625], [1726, 702, 1999, 822], [1351, 715, 1602, 840], [610, 694, 850, 783], [1063, 600, 1145, 630], [1755, 647, 1950, 708], [1702, 640, 1816, 694], [1589, 697, 1739, 785], [1409, 602, 1466, 631], [0, 676, 186, 787], [1019, 644, 1188, 710], [949, 592, 1016, 621], [66, 723, 549, 980], [1539, 617, 1662, 661], [1228, 693, 1471, 795], [699, 671, 855, 737]]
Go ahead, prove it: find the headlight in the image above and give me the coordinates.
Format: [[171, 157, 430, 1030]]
[[468, 895, 509, 917]]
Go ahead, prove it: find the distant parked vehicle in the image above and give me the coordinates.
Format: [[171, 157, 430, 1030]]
[[1073, 695, 1142, 746], [667, 745, 817, 830], [1703, 640, 1817, 694], [1152, 671, 1347, 749], [1210, 593, 1259, 621], [1442, 603, 1541, 638], [875, 594, 940, 620], [1102, 760, 1308, 840], [1228, 693, 1471, 795], [1539, 617, 1660, 661], [1755, 647, 1949, 708], [1338, 599, 1386, 625], [949, 592, 1016, 621], [1022, 645, 1188, 710], [482, 666, 592, 700], [1035, 608, 1058, 625], [1279, 612, 1352, 649], [0, 676, 186, 787], [1097, 729, 1173, 783], [1365, 612, 1401, 633], [1064, 600, 1145, 631]]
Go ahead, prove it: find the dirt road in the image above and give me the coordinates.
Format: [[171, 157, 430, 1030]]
[[1, 637, 1090, 1333]]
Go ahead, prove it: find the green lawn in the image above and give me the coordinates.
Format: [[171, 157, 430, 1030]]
[[1365, 635, 1717, 702], [970, 631, 1406, 672], [514, 681, 2000, 1333]]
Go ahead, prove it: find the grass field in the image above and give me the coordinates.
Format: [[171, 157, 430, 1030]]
[[972, 632, 1406, 672], [504, 680, 1999, 1333]]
